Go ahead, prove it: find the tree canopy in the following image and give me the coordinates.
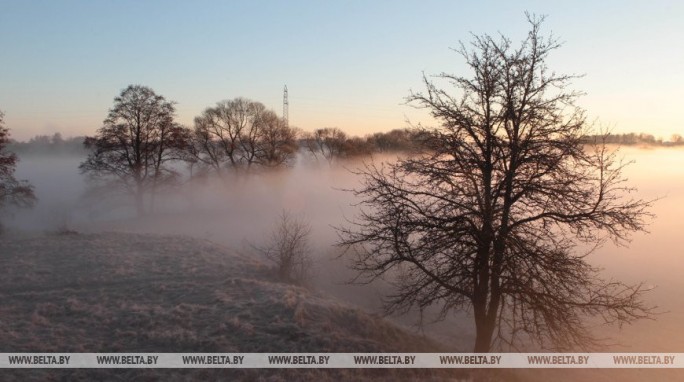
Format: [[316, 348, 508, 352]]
[[188, 98, 297, 173], [79, 85, 189, 216]]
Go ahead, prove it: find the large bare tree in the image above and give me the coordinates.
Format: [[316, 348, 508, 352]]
[[339, 16, 654, 352], [80, 85, 189, 216], [0, 110, 36, 227]]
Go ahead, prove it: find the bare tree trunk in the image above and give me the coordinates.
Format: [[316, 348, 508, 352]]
[[474, 292, 499, 352], [474, 321, 494, 353], [473, 280, 495, 352]]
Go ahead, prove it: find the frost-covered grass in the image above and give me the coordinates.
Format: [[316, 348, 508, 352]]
[[0, 232, 465, 381]]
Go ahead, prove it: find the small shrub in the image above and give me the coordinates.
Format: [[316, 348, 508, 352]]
[[256, 210, 313, 286]]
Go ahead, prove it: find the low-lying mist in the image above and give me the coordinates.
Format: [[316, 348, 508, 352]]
[[8, 147, 684, 355], [11, 153, 401, 308]]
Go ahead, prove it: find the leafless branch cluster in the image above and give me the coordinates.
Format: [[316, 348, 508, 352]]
[[188, 98, 298, 173], [256, 210, 313, 286]]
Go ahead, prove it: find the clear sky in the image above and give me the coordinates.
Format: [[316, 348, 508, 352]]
[[1, 0, 682, 141]]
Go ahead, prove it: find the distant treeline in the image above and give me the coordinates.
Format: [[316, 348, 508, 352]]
[[9, 133, 87, 156], [10, 129, 683, 158], [581, 132, 683, 146], [10, 128, 423, 159]]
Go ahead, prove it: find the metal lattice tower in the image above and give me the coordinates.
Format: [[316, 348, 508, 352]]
[[283, 85, 289, 127]]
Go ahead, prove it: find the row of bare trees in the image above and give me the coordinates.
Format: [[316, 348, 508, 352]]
[[79, 87, 302, 216], [582, 132, 684, 146], [301, 127, 412, 163], [79, 86, 423, 216]]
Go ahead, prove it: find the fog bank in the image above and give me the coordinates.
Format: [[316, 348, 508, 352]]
[[8, 147, 684, 355]]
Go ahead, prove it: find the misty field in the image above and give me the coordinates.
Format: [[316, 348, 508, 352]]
[[0, 231, 468, 381], [0, 147, 682, 381]]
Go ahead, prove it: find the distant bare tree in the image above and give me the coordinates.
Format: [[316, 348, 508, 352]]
[[189, 98, 296, 172], [257, 210, 313, 285], [339, 15, 654, 352], [255, 110, 298, 167], [0, 110, 37, 229], [304, 127, 347, 164], [190, 98, 252, 172], [79, 85, 189, 216], [340, 136, 375, 158], [368, 128, 422, 153]]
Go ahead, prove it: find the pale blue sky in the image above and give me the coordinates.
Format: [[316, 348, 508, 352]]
[[1, 0, 682, 140]]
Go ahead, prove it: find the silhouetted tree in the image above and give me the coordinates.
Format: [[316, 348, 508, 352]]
[[189, 98, 296, 172], [255, 110, 298, 167], [0, 111, 36, 227], [303, 127, 348, 164], [339, 16, 654, 352], [80, 85, 189, 216]]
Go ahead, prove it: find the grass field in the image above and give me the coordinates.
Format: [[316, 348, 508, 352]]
[[0, 231, 468, 381]]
